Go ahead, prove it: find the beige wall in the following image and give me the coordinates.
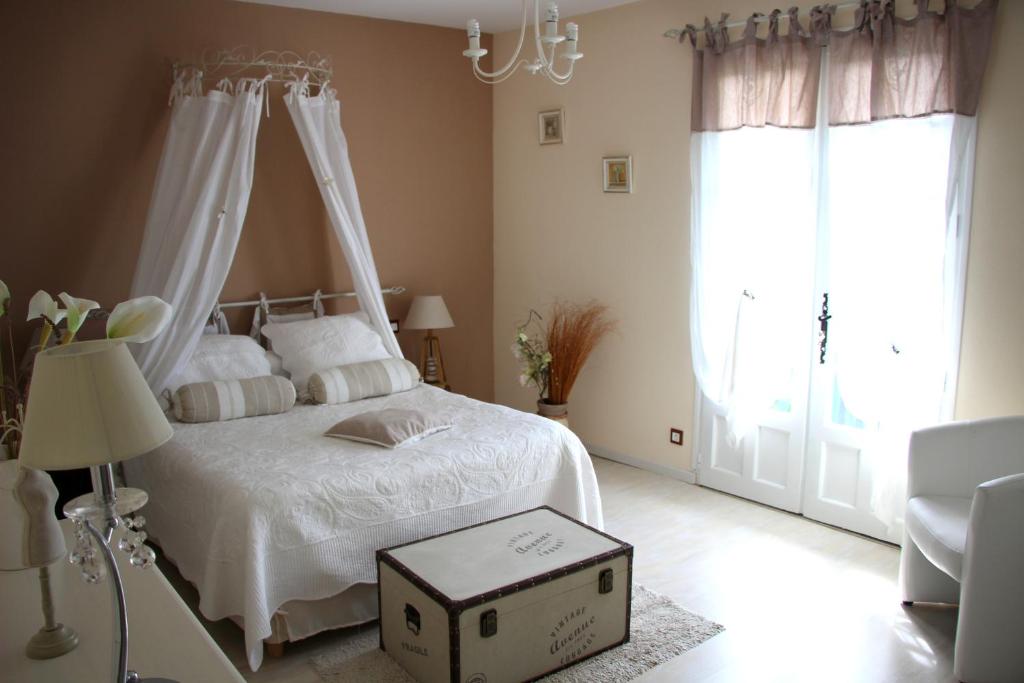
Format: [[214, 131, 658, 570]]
[[0, 0, 494, 401], [955, 1, 1024, 419], [493, 0, 1024, 472]]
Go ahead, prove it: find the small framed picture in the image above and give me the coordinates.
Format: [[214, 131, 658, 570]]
[[538, 109, 564, 145], [390, 319, 400, 333], [603, 156, 632, 193]]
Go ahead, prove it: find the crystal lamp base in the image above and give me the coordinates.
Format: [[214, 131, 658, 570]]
[[63, 465, 177, 683], [63, 487, 149, 523]]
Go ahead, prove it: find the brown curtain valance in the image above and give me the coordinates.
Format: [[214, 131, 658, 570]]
[[687, 0, 999, 132], [829, 0, 998, 124], [686, 9, 823, 132]]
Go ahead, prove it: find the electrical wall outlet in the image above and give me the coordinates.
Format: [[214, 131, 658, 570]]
[[669, 428, 684, 446]]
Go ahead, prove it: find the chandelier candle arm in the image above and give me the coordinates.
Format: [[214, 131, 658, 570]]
[[464, 0, 527, 78], [464, 0, 581, 85], [542, 3, 565, 44], [531, 0, 573, 82], [564, 22, 583, 60], [464, 19, 487, 59]]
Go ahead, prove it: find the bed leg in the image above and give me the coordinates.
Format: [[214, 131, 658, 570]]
[[266, 641, 285, 658]]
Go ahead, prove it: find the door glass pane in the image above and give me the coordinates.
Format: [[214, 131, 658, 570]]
[[830, 377, 864, 429]]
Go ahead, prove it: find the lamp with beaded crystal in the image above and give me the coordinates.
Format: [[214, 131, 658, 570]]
[[404, 295, 455, 390], [18, 339, 176, 683]]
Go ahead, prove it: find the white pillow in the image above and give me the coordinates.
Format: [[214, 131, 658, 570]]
[[170, 335, 272, 392], [261, 315, 391, 397], [262, 311, 369, 355], [266, 349, 288, 378]]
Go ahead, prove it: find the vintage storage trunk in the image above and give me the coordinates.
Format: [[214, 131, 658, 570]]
[[377, 506, 633, 683]]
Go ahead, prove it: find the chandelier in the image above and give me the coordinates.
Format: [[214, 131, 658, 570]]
[[463, 1, 583, 85]]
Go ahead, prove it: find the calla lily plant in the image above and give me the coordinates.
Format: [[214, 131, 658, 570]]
[[24, 289, 171, 348], [59, 292, 101, 338], [106, 296, 173, 344], [27, 291, 67, 349], [0, 281, 172, 459]]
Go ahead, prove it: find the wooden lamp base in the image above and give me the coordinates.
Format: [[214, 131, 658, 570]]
[[419, 330, 449, 390]]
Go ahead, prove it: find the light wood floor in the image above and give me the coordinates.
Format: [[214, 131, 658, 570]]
[[162, 456, 959, 682]]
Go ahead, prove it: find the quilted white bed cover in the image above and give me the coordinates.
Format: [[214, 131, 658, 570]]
[[123, 385, 603, 671]]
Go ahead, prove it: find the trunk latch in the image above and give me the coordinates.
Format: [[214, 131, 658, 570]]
[[405, 604, 421, 635], [480, 609, 498, 637]]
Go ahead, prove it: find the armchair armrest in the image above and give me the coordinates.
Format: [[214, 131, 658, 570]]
[[907, 416, 1024, 499], [968, 472, 1024, 551], [955, 473, 1024, 681]]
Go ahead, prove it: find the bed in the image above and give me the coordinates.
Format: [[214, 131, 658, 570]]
[[123, 383, 603, 671]]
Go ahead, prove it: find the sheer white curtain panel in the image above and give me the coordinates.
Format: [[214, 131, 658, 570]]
[[689, 126, 818, 445], [130, 81, 267, 395], [284, 82, 403, 359], [828, 114, 975, 528]]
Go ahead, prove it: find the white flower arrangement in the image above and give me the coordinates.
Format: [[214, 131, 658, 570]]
[[512, 310, 552, 401]]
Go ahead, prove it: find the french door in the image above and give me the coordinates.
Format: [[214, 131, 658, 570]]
[[695, 114, 968, 545], [697, 335, 901, 543]]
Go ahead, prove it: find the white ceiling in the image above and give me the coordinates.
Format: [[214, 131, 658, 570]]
[[235, 0, 640, 32]]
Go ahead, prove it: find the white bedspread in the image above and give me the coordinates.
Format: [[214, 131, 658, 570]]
[[123, 385, 603, 671]]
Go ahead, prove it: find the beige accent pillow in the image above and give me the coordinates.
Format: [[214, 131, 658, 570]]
[[173, 375, 296, 423], [323, 409, 452, 448], [309, 359, 420, 405]]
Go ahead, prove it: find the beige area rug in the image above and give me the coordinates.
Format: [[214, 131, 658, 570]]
[[310, 585, 723, 682]]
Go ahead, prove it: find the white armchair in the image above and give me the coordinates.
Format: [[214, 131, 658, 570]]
[[900, 416, 1024, 683]]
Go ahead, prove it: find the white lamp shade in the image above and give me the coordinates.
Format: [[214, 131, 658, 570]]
[[0, 460, 65, 570], [18, 340, 173, 471], [404, 296, 454, 331]]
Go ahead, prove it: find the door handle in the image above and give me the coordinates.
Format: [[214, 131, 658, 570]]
[[818, 293, 831, 364]]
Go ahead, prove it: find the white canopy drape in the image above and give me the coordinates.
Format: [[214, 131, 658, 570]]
[[283, 80, 402, 359], [131, 75, 403, 395], [130, 78, 267, 395]]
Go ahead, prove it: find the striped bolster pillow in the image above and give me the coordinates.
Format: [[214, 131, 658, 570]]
[[173, 375, 296, 423], [308, 359, 420, 405]]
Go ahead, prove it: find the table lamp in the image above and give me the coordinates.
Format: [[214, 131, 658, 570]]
[[404, 295, 454, 389], [0, 460, 79, 659], [19, 339, 176, 683]]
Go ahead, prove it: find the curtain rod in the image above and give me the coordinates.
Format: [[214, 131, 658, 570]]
[[662, 0, 861, 39], [217, 287, 406, 310]]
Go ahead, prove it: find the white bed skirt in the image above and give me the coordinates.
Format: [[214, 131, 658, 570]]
[[239, 582, 379, 645]]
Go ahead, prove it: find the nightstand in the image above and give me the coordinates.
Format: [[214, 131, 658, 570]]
[[0, 520, 244, 682]]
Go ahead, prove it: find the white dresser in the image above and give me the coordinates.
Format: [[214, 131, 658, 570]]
[[0, 520, 244, 683]]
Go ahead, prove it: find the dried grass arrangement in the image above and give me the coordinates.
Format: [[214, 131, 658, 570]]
[[545, 301, 616, 406]]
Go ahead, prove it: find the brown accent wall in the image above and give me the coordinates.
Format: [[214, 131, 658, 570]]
[[0, 0, 493, 400]]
